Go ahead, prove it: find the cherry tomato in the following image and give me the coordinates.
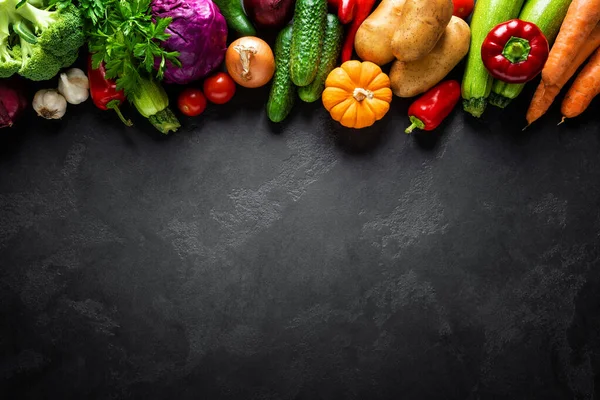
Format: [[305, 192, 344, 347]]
[[203, 72, 236, 105], [452, 0, 474, 19], [178, 88, 207, 117]]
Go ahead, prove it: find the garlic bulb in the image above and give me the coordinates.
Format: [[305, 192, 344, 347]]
[[32, 89, 67, 120], [57, 68, 89, 105]]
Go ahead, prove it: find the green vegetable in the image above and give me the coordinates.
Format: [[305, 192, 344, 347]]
[[290, 0, 328, 87], [267, 25, 295, 123], [489, 0, 572, 108], [461, 0, 526, 117], [0, 0, 84, 81], [298, 14, 343, 103], [212, 0, 256, 37], [133, 77, 181, 134]]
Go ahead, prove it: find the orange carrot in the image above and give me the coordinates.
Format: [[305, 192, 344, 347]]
[[526, 24, 600, 125], [561, 47, 600, 120], [541, 0, 600, 87]]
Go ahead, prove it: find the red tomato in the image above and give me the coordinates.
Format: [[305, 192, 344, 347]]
[[452, 0, 474, 19], [203, 72, 236, 105], [178, 88, 207, 117]]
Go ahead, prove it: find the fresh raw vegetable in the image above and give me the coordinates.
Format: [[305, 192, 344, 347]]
[[151, 0, 228, 85], [203, 72, 237, 104], [354, 0, 404, 66], [341, 0, 377, 62], [461, 0, 527, 117], [322, 60, 393, 129], [0, 0, 84, 81], [526, 24, 600, 125], [212, 0, 257, 36], [298, 14, 344, 103], [87, 0, 181, 133], [0, 79, 27, 129], [290, 0, 328, 86], [405, 80, 461, 134], [390, 16, 471, 98], [33, 89, 67, 120], [87, 55, 132, 127], [225, 37, 275, 88], [489, 0, 572, 108], [328, 0, 356, 24], [542, 0, 600, 87], [243, 0, 296, 30], [560, 47, 600, 120], [453, 0, 474, 19], [178, 88, 207, 117], [267, 25, 296, 122], [58, 68, 89, 105], [481, 20, 549, 84], [391, 0, 453, 62]]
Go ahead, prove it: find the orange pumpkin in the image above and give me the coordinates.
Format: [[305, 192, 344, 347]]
[[322, 60, 393, 129]]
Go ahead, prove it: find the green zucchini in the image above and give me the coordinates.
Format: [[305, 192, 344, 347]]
[[298, 14, 343, 103], [289, 0, 328, 87], [461, 0, 527, 117], [212, 0, 256, 37], [267, 25, 296, 123], [489, 0, 572, 108]]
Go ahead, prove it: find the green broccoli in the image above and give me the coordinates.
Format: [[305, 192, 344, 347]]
[[0, 0, 84, 81]]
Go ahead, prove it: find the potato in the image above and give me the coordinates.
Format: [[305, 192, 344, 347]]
[[390, 16, 470, 98], [354, 0, 406, 66], [391, 0, 453, 62]]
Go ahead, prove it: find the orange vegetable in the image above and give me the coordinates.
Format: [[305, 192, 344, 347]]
[[541, 0, 600, 87], [526, 24, 600, 125], [560, 47, 600, 120], [322, 60, 393, 129], [225, 36, 275, 89]]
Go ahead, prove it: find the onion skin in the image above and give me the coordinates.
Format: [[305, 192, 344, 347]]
[[243, 0, 295, 30], [0, 79, 28, 129], [225, 37, 275, 88]]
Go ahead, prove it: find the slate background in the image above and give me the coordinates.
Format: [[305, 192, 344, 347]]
[[1, 65, 600, 399]]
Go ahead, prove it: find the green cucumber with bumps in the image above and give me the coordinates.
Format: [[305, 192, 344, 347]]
[[289, 0, 328, 87], [298, 14, 343, 103], [267, 25, 295, 123]]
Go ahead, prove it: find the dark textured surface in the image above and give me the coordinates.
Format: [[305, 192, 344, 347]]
[[1, 75, 600, 400]]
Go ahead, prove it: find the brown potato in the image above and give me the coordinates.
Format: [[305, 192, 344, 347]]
[[354, 0, 406, 66], [391, 0, 453, 62], [390, 16, 470, 98]]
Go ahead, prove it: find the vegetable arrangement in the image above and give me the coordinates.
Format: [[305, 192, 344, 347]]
[[2, 0, 600, 138]]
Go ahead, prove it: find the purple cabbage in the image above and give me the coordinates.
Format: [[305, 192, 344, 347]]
[[152, 0, 228, 85]]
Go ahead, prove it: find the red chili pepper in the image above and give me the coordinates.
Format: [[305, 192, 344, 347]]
[[340, 0, 376, 62], [405, 80, 461, 134], [328, 0, 356, 24], [481, 19, 549, 84], [87, 55, 133, 127]]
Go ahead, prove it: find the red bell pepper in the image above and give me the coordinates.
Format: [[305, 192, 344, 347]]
[[405, 80, 461, 134], [87, 55, 133, 127], [481, 19, 549, 84], [340, 0, 376, 62], [328, 0, 356, 24]]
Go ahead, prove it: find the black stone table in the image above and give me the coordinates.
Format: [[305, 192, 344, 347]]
[[1, 76, 600, 399]]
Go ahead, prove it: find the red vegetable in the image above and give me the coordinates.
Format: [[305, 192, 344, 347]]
[[452, 0, 474, 19], [0, 79, 27, 129], [87, 55, 132, 126], [481, 19, 549, 84], [341, 0, 376, 62], [243, 0, 295, 30], [405, 80, 461, 134], [203, 72, 237, 104], [328, 0, 356, 24], [178, 88, 207, 117]]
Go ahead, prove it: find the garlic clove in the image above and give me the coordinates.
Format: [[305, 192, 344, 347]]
[[33, 89, 68, 120], [58, 68, 90, 105]]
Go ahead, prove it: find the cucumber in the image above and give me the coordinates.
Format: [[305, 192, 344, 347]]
[[289, 0, 328, 87], [267, 25, 296, 123], [489, 0, 572, 108], [461, 0, 527, 117], [298, 14, 343, 103], [212, 0, 256, 37]]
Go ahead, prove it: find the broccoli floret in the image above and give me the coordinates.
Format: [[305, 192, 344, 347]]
[[0, 0, 84, 80]]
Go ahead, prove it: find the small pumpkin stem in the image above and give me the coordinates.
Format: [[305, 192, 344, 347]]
[[353, 87, 373, 102], [234, 45, 257, 81]]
